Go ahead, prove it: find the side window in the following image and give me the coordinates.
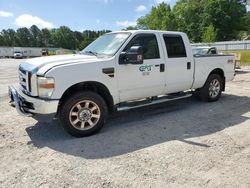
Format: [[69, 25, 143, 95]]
[[163, 35, 187, 58], [209, 48, 217, 54], [124, 34, 160, 59]]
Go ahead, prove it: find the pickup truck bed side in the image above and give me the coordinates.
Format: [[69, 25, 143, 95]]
[[193, 55, 235, 89]]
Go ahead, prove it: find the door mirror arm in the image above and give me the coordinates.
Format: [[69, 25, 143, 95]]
[[119, 52, 129, 65]]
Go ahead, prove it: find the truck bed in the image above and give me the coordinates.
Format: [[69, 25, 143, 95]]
[[192, 54, 235, 89]]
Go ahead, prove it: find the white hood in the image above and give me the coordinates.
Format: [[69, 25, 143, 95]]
[[20, 54, 103, 75]]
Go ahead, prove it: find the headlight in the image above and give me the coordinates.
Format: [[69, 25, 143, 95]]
[[37, 77, 55, 98]]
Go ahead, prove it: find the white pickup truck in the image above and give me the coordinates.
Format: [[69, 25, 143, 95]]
[[9, 30, 235, 137]]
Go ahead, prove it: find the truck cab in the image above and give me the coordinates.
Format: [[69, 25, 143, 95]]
[[14, 51, 23, 59], [9, 30, 235, 137]]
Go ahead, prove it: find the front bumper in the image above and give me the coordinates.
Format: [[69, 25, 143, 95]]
[[8, 86, 59, 117]]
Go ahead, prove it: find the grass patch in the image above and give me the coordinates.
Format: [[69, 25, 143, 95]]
[[223, 50, 250, 65]]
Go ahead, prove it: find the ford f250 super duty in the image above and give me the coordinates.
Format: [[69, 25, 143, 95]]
[[9, 30, 235, 137]]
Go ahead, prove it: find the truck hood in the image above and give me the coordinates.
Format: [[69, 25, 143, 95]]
[[20, 54, 104, 75]]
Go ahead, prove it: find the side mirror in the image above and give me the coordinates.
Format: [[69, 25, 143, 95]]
[[119, 46, 144, 65]]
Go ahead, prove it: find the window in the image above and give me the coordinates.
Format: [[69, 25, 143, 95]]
[[163, 35, 187, 58], [208, 48, 217, 54], [123, 34, 160, 59], [81, 33, 131, 56]]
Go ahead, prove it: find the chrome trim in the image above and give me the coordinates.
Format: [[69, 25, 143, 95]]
[[19, 69, 27, 90], [19, 63, 39, 96], [117, 94, 192, 111], [8, 86, 33, 117], [20, 80, 26, 87], [30, 73, 38, 96], [19, 62, 38, 73], [9, 86, 59, 115], [26, 71, 30, 92], [19, 70, 26, 77]]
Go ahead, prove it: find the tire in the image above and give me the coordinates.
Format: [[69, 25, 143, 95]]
[[192, 89, 200, 99], [199, 74, 223, 102], [59, 91, 107, 137]]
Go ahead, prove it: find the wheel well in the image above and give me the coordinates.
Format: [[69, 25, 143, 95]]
[[59, 82, 114, 113], [209, 68, 225, 91]]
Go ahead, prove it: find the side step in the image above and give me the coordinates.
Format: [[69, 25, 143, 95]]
[[117, 92, 192, 111]]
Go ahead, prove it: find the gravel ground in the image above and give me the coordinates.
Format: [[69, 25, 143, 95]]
[[0, 59, 250, 188]]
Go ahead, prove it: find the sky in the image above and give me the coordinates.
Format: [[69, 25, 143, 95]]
[[0, 0, 249, 31], [0, 0, 177, 31]]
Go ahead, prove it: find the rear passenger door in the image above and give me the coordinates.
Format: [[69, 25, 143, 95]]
[[162, 34, 194, 93]]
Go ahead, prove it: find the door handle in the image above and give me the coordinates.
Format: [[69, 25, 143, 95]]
[[155, 64, 165, 72], [187, 62, 191, 70], [160, 64, 165, 72]]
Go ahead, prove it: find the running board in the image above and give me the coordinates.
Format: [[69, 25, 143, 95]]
[[117, 92, 192, 111]]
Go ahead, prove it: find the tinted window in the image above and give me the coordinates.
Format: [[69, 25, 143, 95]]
[[209, 48, 217, 54], [163, 35, 187, 58], [124, 34, 160, 59]]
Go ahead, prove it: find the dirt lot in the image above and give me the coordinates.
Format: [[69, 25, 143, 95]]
[[0, 59, 250, 188]]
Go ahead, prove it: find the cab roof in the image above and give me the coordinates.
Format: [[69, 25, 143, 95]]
[[110, 30, 185, 35]]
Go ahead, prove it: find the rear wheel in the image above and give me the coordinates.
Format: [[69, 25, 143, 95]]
[[59, 91, 107, 137], [199, 74, 223, 102]]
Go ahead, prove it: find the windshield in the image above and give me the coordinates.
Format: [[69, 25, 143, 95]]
[[80, 33, 131, 57]]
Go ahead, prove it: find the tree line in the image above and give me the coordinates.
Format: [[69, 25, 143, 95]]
[[0, 25, 111, 50], [133, 0, 250, 42]]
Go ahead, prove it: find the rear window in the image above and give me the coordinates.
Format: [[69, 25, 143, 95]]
[[163, 35, 187, 58]]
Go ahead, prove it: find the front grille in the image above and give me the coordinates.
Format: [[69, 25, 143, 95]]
[[27, 72, 31, 92], [19, 66, 31, 93]]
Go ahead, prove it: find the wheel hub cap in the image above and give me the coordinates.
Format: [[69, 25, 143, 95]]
[[69, 100, 101, 131], [209, 79, 220, 98], [79, 108, 92, 122]]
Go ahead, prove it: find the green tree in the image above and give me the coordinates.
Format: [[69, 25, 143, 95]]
[[124, 26, 138, 30], [52, 26, 76, 49], [29, 25, 41, 47], [137, 2, 176, 31], [79, 30, 111, 50], [40, 28, 53, 47], [202, 0, 246, 41], [1, 29, 18, 46], [0, 33, 4, 46], [236, 11, 250, 40], [136, 0, 248, 42], [79, 38, 92, 50], [173, 0, 204, 42], [202, 24, 217, 42], [74, 31, 84, 49], [0, 26, 112, 49], [16, 28, 32, 47]]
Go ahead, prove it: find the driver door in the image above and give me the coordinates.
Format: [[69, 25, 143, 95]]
[[116, 33, 166, 102]]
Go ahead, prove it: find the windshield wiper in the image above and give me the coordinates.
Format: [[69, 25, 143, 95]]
[[82, 51, 98, 56]]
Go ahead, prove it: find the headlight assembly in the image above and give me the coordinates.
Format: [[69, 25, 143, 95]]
[[37, 77, 55, 98]]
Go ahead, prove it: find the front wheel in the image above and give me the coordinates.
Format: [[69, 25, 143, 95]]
[[59, 91, 107, 137], [199, 74, 223, 102]]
